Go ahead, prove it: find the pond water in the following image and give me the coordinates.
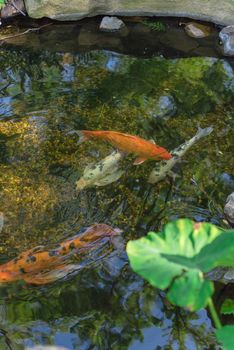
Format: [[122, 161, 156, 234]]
[[0, 17, 233, 350]]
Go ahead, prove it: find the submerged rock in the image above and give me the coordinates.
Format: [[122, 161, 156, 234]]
[[78, 22, 123, 50], [100, 16, 126, 32], [153, 95, 177, 120], [224, 192, 234, 226], [160, 27, 199, 53], [1, 0, 26, 19], [223, 268, 234, 282], [184, 22, 212, 38], [219, 25, 234, 56], [206, 267, 234, 284], [219, 172, 234, 188]]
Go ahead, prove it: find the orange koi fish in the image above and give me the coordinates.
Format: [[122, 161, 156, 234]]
[[22, 264, 79, 285], [0, 224, 120, 285], [77, 130, 172, 165]]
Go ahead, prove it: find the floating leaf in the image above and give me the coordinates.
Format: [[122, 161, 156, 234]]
[[126, 219, 234, 311], [216, 326, 234, 350], [221, 299, 234, 315]]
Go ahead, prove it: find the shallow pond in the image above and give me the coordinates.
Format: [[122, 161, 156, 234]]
[[0, 17, 233, 350]]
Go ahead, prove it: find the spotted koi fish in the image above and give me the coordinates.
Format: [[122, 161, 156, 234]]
[[76, 130, 172, 165], [0, 224, 121, 285], [148, 126, 213, 183], [76, 150, 125, 190]]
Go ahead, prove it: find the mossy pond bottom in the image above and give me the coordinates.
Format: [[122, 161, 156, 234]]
[[0, 17, 233, 350]]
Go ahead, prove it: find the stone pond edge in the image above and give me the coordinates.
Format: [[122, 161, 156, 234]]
[[23, 0, 234, 26]]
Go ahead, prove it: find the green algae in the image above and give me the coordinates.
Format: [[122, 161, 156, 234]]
[[0, 52, 233, 251], [0, 46, 233, 349]]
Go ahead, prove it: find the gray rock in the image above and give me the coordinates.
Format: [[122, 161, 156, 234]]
[[220, 172, 234, 187], [224, 192, 234, 226], [1, 0, 26, 19], [100, 16, 125, 32], [153, 95, 177, 119], [206, 267, 234, 284], [206, 267, 229, 282], [24, 0, 234, 26], [184, 22, 212, 38], [219, 25, 234, 56], [223, 268, 234, 282]]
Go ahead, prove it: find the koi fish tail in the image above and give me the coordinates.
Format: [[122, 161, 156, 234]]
[[76, 130, 90, 144], [196, 126, 213, 138]]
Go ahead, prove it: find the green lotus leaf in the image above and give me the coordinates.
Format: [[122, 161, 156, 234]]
[[221, 299, 234, 315], [167, 269, 213, 311], [216, 326, 234, 350], [126, 219, 234, 311]]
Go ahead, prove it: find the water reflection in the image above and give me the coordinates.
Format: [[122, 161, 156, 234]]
[[0, 266, 216, 349], [0, 21, 233, 349], [1, 52, 233, 121]]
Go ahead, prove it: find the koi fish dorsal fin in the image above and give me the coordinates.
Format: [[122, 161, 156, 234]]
[[108, 131, 142, 143], [149, 139, 156, 145], [133, 157, 147, 165]]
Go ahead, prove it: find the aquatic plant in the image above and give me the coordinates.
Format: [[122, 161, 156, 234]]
[[143, 20, 166, 32], [127, 219, 234, 349]]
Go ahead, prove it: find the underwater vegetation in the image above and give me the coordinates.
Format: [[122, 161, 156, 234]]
[[143, 20, 167, 32], [0, 43, 233, 349]]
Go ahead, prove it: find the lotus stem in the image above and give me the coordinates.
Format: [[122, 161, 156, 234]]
[[207, 298, 222, 330]]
